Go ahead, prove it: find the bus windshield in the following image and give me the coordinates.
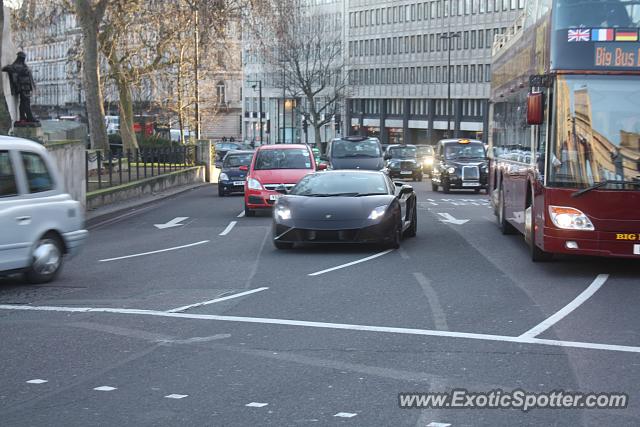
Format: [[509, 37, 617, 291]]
[[550, 75, 640, 188], [554, 0, 640, 29]]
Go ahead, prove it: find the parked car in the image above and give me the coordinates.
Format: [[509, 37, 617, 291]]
[[214, 142, 242, 166], [384, 144, 423, 181], [322, 136, 384, 170], [244, 144, 325, 216], [431, 139, 488, 193], [416, 145, 435, 177], [272, 170, 417, 249], [0, 137, 88, 283], [218, 150, 254, 197]]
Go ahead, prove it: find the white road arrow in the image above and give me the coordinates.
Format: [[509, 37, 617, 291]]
[[437, 212, 469, 225], [154, 217, 189, 229]]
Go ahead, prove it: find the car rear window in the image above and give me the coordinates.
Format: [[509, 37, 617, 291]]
[[0, 150, 18, 197], [254, 148, 312, 170], [21, 151, 54, 193], [224, 153, 253, 168]]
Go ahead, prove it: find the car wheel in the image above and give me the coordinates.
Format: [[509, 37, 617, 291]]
[[388, 221, 402, 249], [273, 240, 293, 249], [431, 181, 438, 192], [474, 188, 481, 194], [25, 235, 63, 284], [404, 205, 417, 238], [244, 203, 256, 217], [218, 186, 225, 197], [418, 174, 423, 182], [526, 205, 553, 262], [498, 187, 517, 235], [442, 180, 451, 194]]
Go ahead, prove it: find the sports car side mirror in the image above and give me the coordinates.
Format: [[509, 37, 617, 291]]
[[384, 153, 391, 160], [398, 185, 414, 197], [239, 165, 248, 171]]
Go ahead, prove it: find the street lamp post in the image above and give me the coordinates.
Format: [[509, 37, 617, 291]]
[[247, 80, 263, 145], [440, 32, 460, 138]]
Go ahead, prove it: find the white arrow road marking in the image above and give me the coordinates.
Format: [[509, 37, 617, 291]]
[[520, 274, 609, 339], [427, 423, 451, 427], [154, 217, 189, 229], [99, 240, 209, 262], [167, 287, 269, 313], [219, 221, 237, 236], [437, 213, 469, 225]]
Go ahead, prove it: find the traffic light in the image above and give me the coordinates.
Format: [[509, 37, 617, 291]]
[[302, 119, 308, 134], [266, 119, 270, 133]]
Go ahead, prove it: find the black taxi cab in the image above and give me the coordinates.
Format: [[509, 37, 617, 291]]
[[431, 139, 488, 193]]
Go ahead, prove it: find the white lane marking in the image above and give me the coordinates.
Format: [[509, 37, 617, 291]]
[[437, 212, 469, 225], [1, 303, 639, 354], [219, 221, 237, 236], [520, 274, 609, 339], [334, 412, 357, 418], [93, 386, 117, 391], [237, 211, 246, 218], [413, 273, 448, 331], [165, 394, 188, 399], [154, 217, 189, 229], [308, 249, 394, 276], [167, 287, 269, 313], [26, 379, 48, 384], [246, 402, 268, 407], [99, 240, 209, 263], [427, 423, 451, 427]]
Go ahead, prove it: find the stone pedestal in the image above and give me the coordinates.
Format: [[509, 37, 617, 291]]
[[13, 124, 44, 143]]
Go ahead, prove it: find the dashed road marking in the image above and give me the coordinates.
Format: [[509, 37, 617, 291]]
[[165, 394, 188, 399], [334, 412, 357, 418], [26, 379, 48, 384], [167, 287, 269, 313], [237, 211, 246, 218], [308, 250, 394, 276], [99, 240, 209, 263], [427, 422, 451, 427], [246, 402, 269, 407], [220, 221, 237, 236], [93, 386, 117, 391]]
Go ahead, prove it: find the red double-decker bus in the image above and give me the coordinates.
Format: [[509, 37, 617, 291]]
[[489, 0, 640, 261]]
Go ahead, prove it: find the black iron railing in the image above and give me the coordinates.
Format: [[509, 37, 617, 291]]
[[86, 146, 196, 192]]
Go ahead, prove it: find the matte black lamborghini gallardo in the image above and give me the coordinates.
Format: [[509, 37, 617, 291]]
[[272, 171, 417, 249]]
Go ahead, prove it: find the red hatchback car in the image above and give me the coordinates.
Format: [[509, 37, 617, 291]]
[[243, 144, 324, 216]]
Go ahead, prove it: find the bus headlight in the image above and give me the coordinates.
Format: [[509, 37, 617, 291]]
[[549, 206, 594, 231]]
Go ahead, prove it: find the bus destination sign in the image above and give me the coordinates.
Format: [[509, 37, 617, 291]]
[[552, 29, 640, 71]]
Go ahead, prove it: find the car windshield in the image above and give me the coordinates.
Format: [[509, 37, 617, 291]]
[[332, 139, 381, 158], [290, 172, 388, 196], [223, 153, 253, 168], [254, 148, 313, 170], [417, 146, 434, 156], [389, 146, 417, 159], [550, 75, 640, 188], [444, 144, 486, 160], [217, 143, 240, 151], [553, 0, 640, 29]]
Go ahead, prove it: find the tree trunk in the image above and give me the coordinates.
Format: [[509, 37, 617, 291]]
[[74, 0, 109, 150], [0, 3, 12, 133], [116, 76, 138, 151]]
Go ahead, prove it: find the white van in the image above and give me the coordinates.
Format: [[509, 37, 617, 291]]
[[0, 137, 88, 283]]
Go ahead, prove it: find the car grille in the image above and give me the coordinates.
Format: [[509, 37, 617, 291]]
[[264, 184, 296, 191], [302, 229, 358, 242], [400, 161, 414, 170], [462, 166, 479, 180]]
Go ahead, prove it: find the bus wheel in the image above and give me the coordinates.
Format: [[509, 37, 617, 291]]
[[526, 206, 553, 262], [498, 187, 517, 235]]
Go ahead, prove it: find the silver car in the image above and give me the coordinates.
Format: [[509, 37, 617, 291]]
[[0, 136, 88, 283]]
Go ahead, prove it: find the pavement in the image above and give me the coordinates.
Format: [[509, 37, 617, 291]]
[[1, 181, 639, 426]]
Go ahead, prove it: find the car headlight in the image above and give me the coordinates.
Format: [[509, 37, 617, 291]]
[[447, 167, 456, 174], [549, 206, 594, 231], [368, 205, 387, 220], [423, 158, 433, 166], [219, 172, 229, 181], [274, 205, 291, 220], [247, 178, 262, 190]]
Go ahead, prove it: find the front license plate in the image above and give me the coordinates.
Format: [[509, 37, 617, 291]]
[[400, 171, 413, 175], [634, 244, 640, 255], [269, 194, 281, 201], [233, 181, 244, 186], [462, 182, 480, 187]]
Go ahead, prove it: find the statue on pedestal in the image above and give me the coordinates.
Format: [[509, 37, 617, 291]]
[[2, 51, 39, 127]]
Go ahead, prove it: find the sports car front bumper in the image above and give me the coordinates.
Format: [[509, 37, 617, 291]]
[[273, 216, 397, 244]]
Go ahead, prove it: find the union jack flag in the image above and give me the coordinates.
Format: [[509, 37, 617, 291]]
[[568, 29, 591, 42]]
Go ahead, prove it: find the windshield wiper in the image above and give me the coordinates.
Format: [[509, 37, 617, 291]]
[[354, 192, 388, 197], [306, 192, 360, 197], [572, 179, 640, 198]]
